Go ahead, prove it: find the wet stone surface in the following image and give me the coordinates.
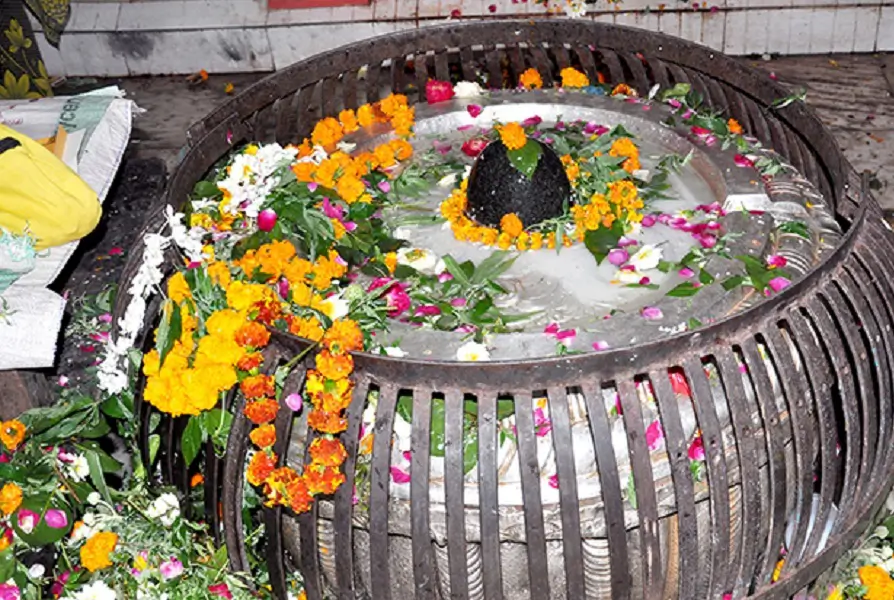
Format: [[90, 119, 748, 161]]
[[466, 140, 571, 228]]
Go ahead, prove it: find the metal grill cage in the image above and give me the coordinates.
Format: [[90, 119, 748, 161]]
[[117, 19, 894, 600]]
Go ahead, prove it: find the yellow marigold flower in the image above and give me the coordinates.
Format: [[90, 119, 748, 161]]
[[313, 158, 340, 189], [496, 232, 514, 250], [560, 67, 589, 88], [339, 108, 359, 133], [379, 93, 409, 117], [727, 118, 743, 135], [383, 252, 398, 274], [611, 83, 637, 97], [608, 180, 639, 207], [825, 586, 842, 600], [166, 272, 191, 304], [316, 349, 354, 381], [289, 315, 325, 341], [0, 482, 22, 515], [391, 105, 415, 138], [388, 138, 413, 161], [0, 420, 25, 452], [226, 281, 274, 312], [310, 251, 347, 291], [500, 213, 524, 238], [194, 335, 246, 369], [609, 137, 639, 160], [497, 122, 527, 151], [283, 258, 313, 287], [81, 531, 118, 572], [190, 213, 214, 229], [373, 144, 397, 169], [246, 450, 277, 486], [205, 308, 248, 339], [859, 565, 894, 600], [133, 553, 149, 572], [336, 176, 366, 204], [519, 68, 543, 90], [771, 558, 784, 582], [310, 117, 343, 148], [309, 437, 348, 468], [516, 231, 530, 251], [480, 228, 499, 246], [357, 104, 376, 128], [530, 231, 544, 250], [207, 261, 232, 288]]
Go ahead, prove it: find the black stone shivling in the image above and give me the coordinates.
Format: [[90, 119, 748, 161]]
[[465, 139, 572, 229]]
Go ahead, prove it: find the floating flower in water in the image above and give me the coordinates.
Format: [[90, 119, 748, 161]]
[[454, 81, 484, 98], [678, 267, 695, 279], [628, 244, 662, 271], [641, 306, 663, 320], [766, 254, 787, 269], [646, 420, 664, 451], [461, 138, 489, 157], [456, 340, 490, 361], [592, 340, 610, 351], [425, 79, 454, 104]]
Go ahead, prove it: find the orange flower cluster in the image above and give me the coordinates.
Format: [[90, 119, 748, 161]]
[[0, 482, 22, 515], [610, 83, 637, 97], [0, 419, 25, 451], [571, 181, 644, 240], [497, 122, 527, 151], [859, 565, 894, 600], [519, 68, 543, 90], [727, 118, 743, 135], [440, 183, 570, 251], [609, 137, 641, 173], [80, 531, 118, 572], [560, 67, 590, 89]]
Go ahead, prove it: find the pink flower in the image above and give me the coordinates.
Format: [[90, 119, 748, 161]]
[[367, 277, 393, 292], [544, 323, 559, 336], [425, 79, 455, 104], [695, 233, 717, 249], [592, 340, 610, 351], [108, 247, 123, 256], [57, 375, 69, 387], [433, 140, 452, 155], [44, 509, 68, 529], [646, 420, 664, 451], [734, 154, 754, 168], [488, 3, 496, 11], [277, 277, 290, 300], [414, 305, 442, 317], [307, 182, 318, 192], [320, 197, 344, 220], [533, 408, 552, 437], [641, 214, 657, 227], [461, 138, 489, 157], [438, 271, 454, 283], [688, 435, 705, 461], [583, 122, 608, 136], [638, 277, 651, 286], [80, 344, 96, 353], [467, 104, 483, 118], [544, 323, 575, 342], [89, 332, 110, 343], [556, 328, 575, 342], [607, 248, 629, 266], [617, 237, 639, 248], [385, 285, 411, 316], [449, 297, 467, 307], [450, 8, 461, 17], [678, 267, 695, 279], [97, 313, 113, 323], [285, 393, 303, 412], [641, 306, 663, 320], [257, 209, 278, 232], [18, 509, 39, 534], [768, 277, 790, 293], [208, 583, 233, 599], [521, 115, 543, 128], [667, 98, 682, 109], [548, 474, 559, 489], [377, 180, 391, 193], [0, 583, 20, 600], [160, 558, 184, 580], [390, 466, 411, 484], [766, 254, 787, 269]]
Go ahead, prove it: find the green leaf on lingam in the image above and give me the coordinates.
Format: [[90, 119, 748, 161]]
[[583, 221, 625, 264], [506, 139, 542, 179]]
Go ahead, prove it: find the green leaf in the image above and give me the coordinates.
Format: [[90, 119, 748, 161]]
[[660, 82, 691, 100], [193, 180, 222, 198], [721, 275, 746, 291], [687, 318, 703, 330], [470, 297, 494, 321], [181, 415, 206, 468], [429, 399, 446, 457], [12, 496, 72, 547], [656, 260, 674, 274], [441, 255, 471, 286], [583, 221, 624, 264], [496, 399, 515, 421], [100, 394, 133, 421], [698, 269, 715, 285], [666, 282, 702, 298], [470, 252, 516, 285], [148, 434, 161, 464], [0, 550, 14, 582], [209, 544, 229, 571], [205, 409, 234, 454], [156, 300, 182, 366], [626, 471, 638, 509], [506, 140, 543, 179], [462, 415, 479, 475], [85, 450, 113, 503], [778, 221, 810, 240]]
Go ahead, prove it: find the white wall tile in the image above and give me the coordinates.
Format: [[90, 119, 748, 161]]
[[765, 7, 791, 53], [787, 7, 812, 53], [658, 11, 682, 37], [117, 0, 268, 31], [808, 6, 836, 52], [32, 32, 66, 77], [700, 10, 725, 51], [679, 11, 703, 44], [723, 10, 748, 54], [122, 28, 273, 74], [830, 6, 857, 52], [878, 5, 894, 50], [267, 3, 375, 26], [744, 9, 770, 54], [67, 3, 120, 32], [852, 6, 880, 52], [58, 33, 129, 76]]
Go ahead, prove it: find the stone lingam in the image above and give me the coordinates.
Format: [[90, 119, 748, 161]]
[[466, 137, 572, 228]]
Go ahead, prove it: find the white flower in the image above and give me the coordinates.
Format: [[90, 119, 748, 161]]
[[456, 341, 490, 361], [70, 580, 118, 600], [67, 454, 90, 483], [87, 492, 102, 506], [147, 493, 181, 527], [383, 346, 408, 358], [396, 248, 439, 274], [28, 564, 46, 579], [453, 81, 484, 98], [336, 141, 357, 153], [615, 269, 645, 284], [628, 244, 663, 271], [321, 293, 350, 321], [563, 0, 587, 18], [438, 173, 457, 188]]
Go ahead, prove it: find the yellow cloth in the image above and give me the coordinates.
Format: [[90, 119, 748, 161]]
[[0, 123, 101, 250]]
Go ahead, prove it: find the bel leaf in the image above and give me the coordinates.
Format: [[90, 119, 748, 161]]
[[181, 415, 206, 468], [583, 222, 624, 264], [506, 140, 542, 179], [666, 282, 702, 298]]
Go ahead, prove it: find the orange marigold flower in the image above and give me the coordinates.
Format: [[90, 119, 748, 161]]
[[519, 68, 543, 90], [292, 161, 316, 183], [336, 176, 366, 204], [246, 450, 277, 486], [0, 528, 11, 552], [226, 281, 275, 312], [241, 373, 276, 399], [560, 67, 590, 88], [244, 398, 280, 425], [167, 271, 192, 304], [0, 420, 25, 451], [0, 482, 22, 515], [497, 122, 527, 151], [307, 409, 348, 434], [379, 93, 409, 117], [191, 474, 205, 488], [236, 352, 264, 372], [499, 213, 524, 238], [304, 464, 345, 496], [611, 83, 637, 97], [323, 319, 364, 353], [288, 315, 326, 341], [263, 466, 299, 506], [309, 437, 348, 468], [207, 261, 232, 288], [727, 118, 743, 135], [80, 531, 118, 572], [373, 144, 397, 169], [250, 424, 277, 449], [356, 104, 376, 128], [311, 117, 343, 148], [287, 475, 313, 514], [315, 350, 354, 381], [388, 138, 413, 161], [859, 565, 894, 600], [383, 251, 398, 274], [235, 322, 271, 348], [339, 108, 359, 133], [390, 105, 415, 138]]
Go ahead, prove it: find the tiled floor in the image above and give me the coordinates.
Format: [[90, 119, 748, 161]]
[[76, 52, 893, 209]]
